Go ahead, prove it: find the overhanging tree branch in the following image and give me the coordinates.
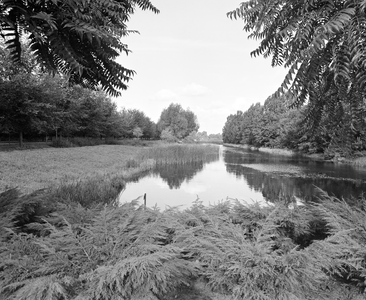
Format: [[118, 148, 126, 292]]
[[0, 0, 159, 96]]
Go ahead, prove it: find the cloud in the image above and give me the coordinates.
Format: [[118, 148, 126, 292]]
[[180, 83, 211, 97], [132, 36, 226, 52], [153, 89, 179, 101], [180, 182, 207, 195]]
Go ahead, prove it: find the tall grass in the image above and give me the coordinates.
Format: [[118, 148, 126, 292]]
[[51, 175, 125, 207], [352, 156, 366, 167], [139, 144, 220, 164], [50, 159, 155, 207]]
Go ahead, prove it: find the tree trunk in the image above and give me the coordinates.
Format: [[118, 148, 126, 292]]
[[19, 131, 23, 147], [55, 128, 58, 139]]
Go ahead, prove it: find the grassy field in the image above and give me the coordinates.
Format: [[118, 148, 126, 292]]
[[1, 144, 366, 300], [0, 145, 145, 193]]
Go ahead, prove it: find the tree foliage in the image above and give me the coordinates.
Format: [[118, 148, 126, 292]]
[[157, 103, 199, 140], [0, 76, 158, 142], [0, 42, 157, 142], [228, 0, 366, 138], [222, 92, 366, 156], [223, 95, 304, 149], [0, 0, 159, 96]]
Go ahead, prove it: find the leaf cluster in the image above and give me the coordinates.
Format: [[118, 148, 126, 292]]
[[228, 1, 366, 136], [0, 0, 159, 96]]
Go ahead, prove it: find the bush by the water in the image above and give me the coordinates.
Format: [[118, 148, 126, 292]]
[[1, 182, 366, 299]]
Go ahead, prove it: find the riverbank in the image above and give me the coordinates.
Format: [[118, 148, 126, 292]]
[[224, 143, 366, 167], [0, 142, 220, 194], [0, 144, 150, 193], [1, 143, 366, 300]]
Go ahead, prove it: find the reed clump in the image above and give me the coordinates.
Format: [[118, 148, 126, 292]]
[[139, 144, 220, 164]]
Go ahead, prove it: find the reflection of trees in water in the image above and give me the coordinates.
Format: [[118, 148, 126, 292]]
[[152, 155, 219, 189], [225, 156, 366, 204], [224, 148, 317, 168]]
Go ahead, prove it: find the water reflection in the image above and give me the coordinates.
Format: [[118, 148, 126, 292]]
[[151, 161, 206, 189], [138, 153, 220, 190], [224, 147, 366, 203], [120, 146, 366, 209]]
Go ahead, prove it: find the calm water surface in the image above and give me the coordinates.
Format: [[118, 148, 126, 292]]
[[119, 146, 366, 209]]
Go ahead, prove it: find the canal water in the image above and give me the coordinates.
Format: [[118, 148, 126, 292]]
[[119, 146, 366, 209]]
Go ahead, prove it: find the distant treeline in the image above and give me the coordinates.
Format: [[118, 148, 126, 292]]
[[222, 95, 366, 158], [0, 41, 208, 146], [0, 73, 158, 143]]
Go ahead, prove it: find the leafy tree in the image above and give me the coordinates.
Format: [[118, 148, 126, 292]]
[[157, 104, 199, 140], [222, 98, 303, 149], [0, 0, 159, 96], [0, 75, 56, 146], [132, 126, 143, 139], [0, 39, 39, 81], [128, 109, 156, 139], [222, 111, 244, 144], [241, 103, 263, 146], [115, 109, 156, 139], [1, 38, 162, 144], [0, 38, 66, 143], [228, 1, 366, 150], [160, 128, 177, 142]]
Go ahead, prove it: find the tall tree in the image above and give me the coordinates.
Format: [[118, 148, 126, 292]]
[[0, 0, 159, 96], [228, 1, 366, 139], [222, 111, 244, 144], [0, 74, 56, 146], [157, 104, 199, 140]]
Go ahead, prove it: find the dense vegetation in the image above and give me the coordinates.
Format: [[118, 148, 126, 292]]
[[157, 103, 199, 142], [225, 1, 366, 158], [1, 181, 366, 299], [0, 39, 159, 145], [1, 41, 219, 146], [222, 93, 366, 158], [0, 74, 158, 144], [0, 0, 159, 96]]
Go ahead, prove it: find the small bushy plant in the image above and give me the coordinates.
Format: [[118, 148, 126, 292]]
[[51, 137, 108, 148], [51, 138, 75, 148]]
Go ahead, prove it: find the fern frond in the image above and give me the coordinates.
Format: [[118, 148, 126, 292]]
[[81, 249, 199, 300]]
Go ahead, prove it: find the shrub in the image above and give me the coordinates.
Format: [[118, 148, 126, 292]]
[[51, 138, 75, 148], [51, 137, 106, 148], [125, 158, 140, 168], [69, 137, 104, 147], [1, 188, 366, 299]]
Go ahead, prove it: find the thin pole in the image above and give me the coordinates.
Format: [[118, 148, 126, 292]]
[[144, 193, 147, 209]]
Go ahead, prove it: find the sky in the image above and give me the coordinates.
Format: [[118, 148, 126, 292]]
[[114, 0, 288, 134]]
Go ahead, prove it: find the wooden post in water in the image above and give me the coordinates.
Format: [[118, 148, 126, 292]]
[[143, 193, 147, 209]]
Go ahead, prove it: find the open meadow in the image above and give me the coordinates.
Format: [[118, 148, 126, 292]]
[[0, 145, 145, 193]]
